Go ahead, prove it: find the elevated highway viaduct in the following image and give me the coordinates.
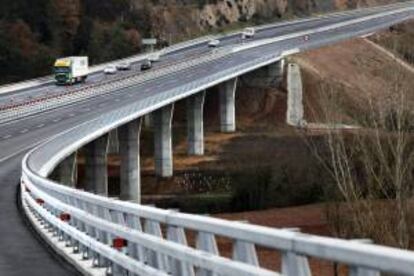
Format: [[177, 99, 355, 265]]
[[1, 2, 414, 275]]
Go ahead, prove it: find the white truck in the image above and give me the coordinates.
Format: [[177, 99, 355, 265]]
[[242, 27, 255, 39], [148, 52, 161, 62], [54, 56, 89, 85]]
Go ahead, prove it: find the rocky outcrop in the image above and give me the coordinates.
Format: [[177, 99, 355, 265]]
[[198, 0, 288, 28], [141, 0, 397, 41]]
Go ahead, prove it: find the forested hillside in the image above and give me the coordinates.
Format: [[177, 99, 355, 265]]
[[0, 0, 399, 84]]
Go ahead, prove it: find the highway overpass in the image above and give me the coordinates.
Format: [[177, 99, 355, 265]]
[[1, 2, 414, 275]]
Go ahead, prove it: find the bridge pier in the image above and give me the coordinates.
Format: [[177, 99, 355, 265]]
[[144, 114, 152, 128], [57, 152, 77, 187], [271, 59, 285, 85], [219, 78, 238, 133], [286, 63, 304, 127], [153, 104, 174, 177], [84, 134, 109, 195], [118, 118, 142, 203], [107, 129, 119, 154], [187, 91, 206, 155]]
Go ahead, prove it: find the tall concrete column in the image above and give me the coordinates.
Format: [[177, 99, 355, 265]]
[[143, 114, 152, 128], [287, 63, 304, 127], [219, 78, 237, 133], [84, 134, 109, 195], [187, 91, 206, 155], [118, 118, 142, 203], [153, 104, 174, 177], [57, 152, 77, 187], [270, 58, 285, 85], [107, 129, 119, 154]]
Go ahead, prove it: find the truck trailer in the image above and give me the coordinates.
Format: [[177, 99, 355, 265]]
[[54, 56, 89, 85]]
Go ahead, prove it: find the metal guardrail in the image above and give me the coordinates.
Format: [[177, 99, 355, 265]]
[[21, 178, 414, 276], [19, 3, 414, 276]]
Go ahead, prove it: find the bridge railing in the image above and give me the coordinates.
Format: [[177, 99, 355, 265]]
[[22, 161, 414, 275], [22, 180, 280, 276]]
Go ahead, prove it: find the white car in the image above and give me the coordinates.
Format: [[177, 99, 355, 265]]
[[148, 53, 160, 62], [140, 59, 152, 71], [117, 62, 131, 70], [208, 39, 220, 47], [104, 65, 117, 74], [242, 27, 255, 38]]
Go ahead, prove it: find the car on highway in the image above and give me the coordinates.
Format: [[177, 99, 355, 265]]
[[140, 59, 152, 71], [148, 53, 160, 62], [303, 35, 310, 41], [104, 65, 117, 74], [117, 62, 131, 70], [208, 39, 220, 47], [242, 27, 255, 39]]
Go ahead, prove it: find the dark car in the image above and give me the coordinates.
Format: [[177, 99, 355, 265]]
[[140, 60, 152, 71]]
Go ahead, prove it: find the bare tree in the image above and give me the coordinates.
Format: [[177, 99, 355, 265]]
[[304, 56, 414, 248]]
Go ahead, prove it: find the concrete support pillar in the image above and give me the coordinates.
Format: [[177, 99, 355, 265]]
[[58, 152, 77, 187], [107, 129, 119, 154], [84, 134, 109, 195], [269, 58, 285, 85], [219, 78, 237, 133], [118, 118, 142, 203], [144, 114, 152, 128], [187, 91, 206, 155], [153, 104, 174, 177], [287, 63, 304, 127]]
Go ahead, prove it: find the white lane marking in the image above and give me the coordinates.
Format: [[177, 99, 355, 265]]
[[68, 113, 75, 117], [37, 124, 45, 128], [115, 98, 121, 102], [0, 112, 101, 163], [53, 118, 61, 122], [83, 108, 91, 112], [2, 134, 11, 139], [20, 129, 28, 134], [0, 141, 43, 163]]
